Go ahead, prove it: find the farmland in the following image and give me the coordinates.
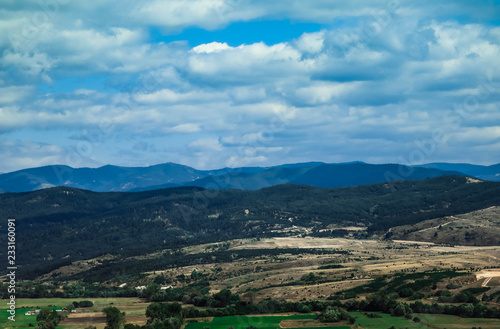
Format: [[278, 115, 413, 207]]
[[0, 307, 40, 328], [132, 237, 500, 302], [1, 236, 500, 329], [184, 314, 349, 329], [0, 298, 148, 329], [3, 300, 500, 329]]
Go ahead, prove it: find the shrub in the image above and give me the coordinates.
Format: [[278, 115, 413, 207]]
[[318, 306, 353, 323]]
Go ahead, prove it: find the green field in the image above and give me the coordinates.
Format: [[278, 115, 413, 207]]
[[416, 313, 500, 329], [185, 314, 349, 329], [349, 312, 500, 329], [0, 307, 39, 328], [187, 312, 500, 329], [349, 312, 427, 329], [3, 299, 500, 329], [0, 297, 147, 329]]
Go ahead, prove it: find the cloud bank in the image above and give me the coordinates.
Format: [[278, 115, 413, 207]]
[[0, 0, 499, 172]]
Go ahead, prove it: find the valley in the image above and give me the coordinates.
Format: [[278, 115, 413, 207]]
[[1, 175, 500, 329], [2, 236, 500, 328]]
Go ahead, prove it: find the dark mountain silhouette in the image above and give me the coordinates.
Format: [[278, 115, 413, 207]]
[[416, 162, 500, 181], [0, 162, 474, 192], [0, 161, 493, 193]]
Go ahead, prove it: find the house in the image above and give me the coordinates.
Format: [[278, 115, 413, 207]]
[[25, 311, 32, 316]]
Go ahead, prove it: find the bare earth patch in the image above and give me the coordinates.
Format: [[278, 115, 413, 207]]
[[60, 312, 106, 325], [60, 313, 147, 326]]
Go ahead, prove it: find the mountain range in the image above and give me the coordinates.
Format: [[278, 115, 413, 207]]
[[2, 161, 498, 193]]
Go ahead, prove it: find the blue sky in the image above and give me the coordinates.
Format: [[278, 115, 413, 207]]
[[1, 0, 500, 172]]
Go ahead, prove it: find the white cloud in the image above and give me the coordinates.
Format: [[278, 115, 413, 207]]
[[167, 123, 201, 133], [294, 82, 360, 105], [188, 42, 304, 78], [192, 41, 232, 53], [134, 0, 244, 30], [134, 88, 226, 104], [0, 140, 66, 173], [226, 155, 268, 167], [294, 31, 325, 54], [2, 51, 57, 82], [189, 137, 223, 151], [0, 1, 499, 170], [0, 86, 35, 104]]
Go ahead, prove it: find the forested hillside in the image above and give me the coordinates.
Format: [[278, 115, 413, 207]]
[[1, 176, 499, 279]]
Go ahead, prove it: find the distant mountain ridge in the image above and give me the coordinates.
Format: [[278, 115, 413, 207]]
[[416, 162, 500, 181], [0, 161, 497, 193]]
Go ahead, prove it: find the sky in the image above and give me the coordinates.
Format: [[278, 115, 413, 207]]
[[1, 0, 500, 173]]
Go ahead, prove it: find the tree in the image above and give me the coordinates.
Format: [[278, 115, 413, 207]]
[[145, 283, 161, 300], [191, 270, 200, 281], [212, 289, 240, 308], [454, 290, 476, 303], [35, 322, 55, 329], [390, 301, 412, 317], [457, 304, 474, 317], [78, 300, 94, 307], [143, 317, 182, 329], [398, 287, 414, 298], [102, 306, 126, 329], [35, 284, 48, 298], [146, 302, 182, 322], [154, 274, 166, 285], [36, 308, 62, 329], [317, 306, 353, 323], [36, 308, 52, 322], [297, 303, 312, 313], [301, 272, 317, 282], [124, 325, 141, 329]]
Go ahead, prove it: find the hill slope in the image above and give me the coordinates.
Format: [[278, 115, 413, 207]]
[[389, 206, 500, 245], [1, 176, 499, 279]]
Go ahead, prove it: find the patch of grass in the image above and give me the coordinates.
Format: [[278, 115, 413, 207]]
[[415, 313, 500, 329], [184, 315, 347, 329], [0, 307, 38, 328], [11, 297, 145, 310], [58, 325, 104, 329], [317, 265, 345, 270], [287, 327, 349, 329], [0, 297, 148, 329], [349, 312, 427, 329]]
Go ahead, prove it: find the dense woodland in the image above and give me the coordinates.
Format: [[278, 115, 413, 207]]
[[1, 176, 500, 279]]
